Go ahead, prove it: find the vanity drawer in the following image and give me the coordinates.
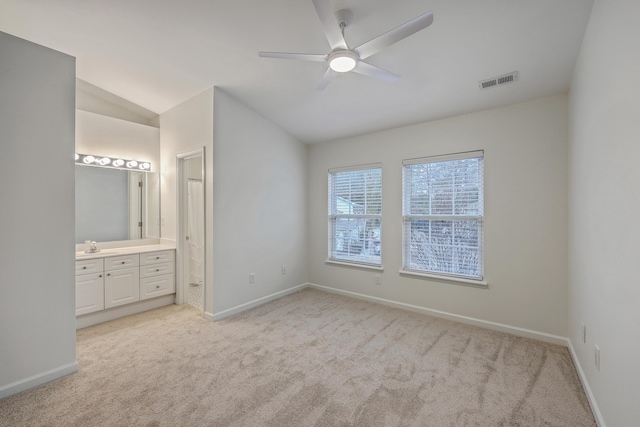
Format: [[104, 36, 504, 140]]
[[140, 250, 174, 265], [105, 254, 140, 271], [140, 274, 175, 300], [140, 262, 174, 278], [76, 259, 104, 275]]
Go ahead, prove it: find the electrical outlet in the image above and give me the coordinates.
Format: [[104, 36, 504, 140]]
[[249, 273, 255, 284], [595, 345, 600, 371], [375, 274, 381, 285], [582, 323, 586, 344], [281, 265, 287, 275]]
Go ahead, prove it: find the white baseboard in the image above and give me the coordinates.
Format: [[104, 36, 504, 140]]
[[567, 339, 606, 427], [76, 294, 176, 329], [307, 283, 567, 346], [0, 361, 78, 399], [211, 283, 308, 321]]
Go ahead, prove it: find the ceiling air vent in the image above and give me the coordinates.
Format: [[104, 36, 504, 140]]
[[478, 71, 519, 90]]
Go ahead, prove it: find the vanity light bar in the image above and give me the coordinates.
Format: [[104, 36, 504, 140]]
[[75, 153, 151, 171]]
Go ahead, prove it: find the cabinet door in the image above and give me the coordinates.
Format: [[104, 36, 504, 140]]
[[105, 267, 140, 309], [76, 272, 104, 316], [140, 274, 175, 300]]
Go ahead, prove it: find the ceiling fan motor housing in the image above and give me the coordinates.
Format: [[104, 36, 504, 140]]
[[328, 49, 358, 72]]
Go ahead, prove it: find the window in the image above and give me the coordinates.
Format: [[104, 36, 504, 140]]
[[402, 151, 484, 280], [328, 164, 382, 267]]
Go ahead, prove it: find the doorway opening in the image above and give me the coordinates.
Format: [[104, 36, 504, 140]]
[[176, 149, 205, 312]]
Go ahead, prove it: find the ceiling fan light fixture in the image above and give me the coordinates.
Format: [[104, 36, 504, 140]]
[[329, 51, 357, 72]]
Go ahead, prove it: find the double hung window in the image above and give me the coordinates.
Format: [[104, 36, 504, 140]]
[[402, 151, 484, 280], [328, 164, 382, 267]]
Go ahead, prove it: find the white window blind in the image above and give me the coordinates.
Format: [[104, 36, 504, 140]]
[[402, 151, 484, 280], [328, 164, 382, 266]]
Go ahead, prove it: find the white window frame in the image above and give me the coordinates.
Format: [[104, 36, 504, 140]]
[[328, 163, 382, 269], [401, 151, 484, 282]]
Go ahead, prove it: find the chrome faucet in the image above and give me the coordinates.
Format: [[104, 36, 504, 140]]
[[84, 240, 100, 254]]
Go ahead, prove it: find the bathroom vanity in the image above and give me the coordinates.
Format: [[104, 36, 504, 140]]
[[75, 245, 176, 328]]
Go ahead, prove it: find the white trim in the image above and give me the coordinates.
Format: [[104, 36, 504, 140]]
[[307, 283, 566, 345], [402, 150, 484, 165], [0, 362, 78, 399], [76, 294, 175, 329], [326, 259, 384, 271], [567, 339, 606, 427], [204, 311, 214, 321], [328, 162, 382, 173], [399, 270, 487, 286], [211, 284, 308, 321], [175, 148, 206, 308]]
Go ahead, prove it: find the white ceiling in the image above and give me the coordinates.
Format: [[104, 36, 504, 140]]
[[0, 0, 593, 143]]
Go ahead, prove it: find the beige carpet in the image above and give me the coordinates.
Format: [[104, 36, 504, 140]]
[[0, 288, 595, 426]]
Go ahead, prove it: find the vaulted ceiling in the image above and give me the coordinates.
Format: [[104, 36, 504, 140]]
[[0, 0, 593, 143]]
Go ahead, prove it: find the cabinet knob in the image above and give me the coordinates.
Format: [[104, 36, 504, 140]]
[[107, 273, 111, 277], [156, 256, 160, 259], [156, 268, 160, 272], [121, 261, 126, 264], [156, 285, 160, 289], [82, 266, 87, 269], [99, 274, 102, 278]]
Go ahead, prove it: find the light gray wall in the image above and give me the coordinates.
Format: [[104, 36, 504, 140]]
[[186, 156, 203, 181], [308, 95, 569, 337], [212, 88, 308, 313], [160, 87, 214, 315], [76, 110, 160, 173], [76, 78, 159, 128], [0, 32, 77, 397], [568, 0, 640, 424]]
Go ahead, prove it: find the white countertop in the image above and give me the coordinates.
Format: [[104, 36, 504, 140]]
[[75, 244, 175, 261]]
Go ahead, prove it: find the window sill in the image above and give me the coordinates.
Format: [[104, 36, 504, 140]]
[[399, 270, 488, 287], [326, 259, 384, 271]]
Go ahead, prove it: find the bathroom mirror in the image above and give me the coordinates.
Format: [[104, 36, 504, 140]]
[[75, 165, 160, 244]]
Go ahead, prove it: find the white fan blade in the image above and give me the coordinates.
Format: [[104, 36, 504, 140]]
[[312, 0, 348, 50], [316, 68, 338, 91], [353, 61, 400, 82], [258, 52, 327, 62], [354, 11, 433, 60]]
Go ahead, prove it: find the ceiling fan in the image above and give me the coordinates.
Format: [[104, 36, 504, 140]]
[[258, 0, 434, 90]]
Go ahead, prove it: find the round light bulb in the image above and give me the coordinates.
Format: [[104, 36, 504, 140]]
[[75, 153, 79, 161], [126, 160, 138, 168], [329, 51, 357, 73], [140, 162, 150, 170], [83, 155, 95, 164], [113, 159, 124, 167], [99, 157, 111, 165]]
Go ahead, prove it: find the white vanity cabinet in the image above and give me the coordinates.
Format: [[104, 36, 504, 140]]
[[75, 247, 176, 326], [75, 259, 104, 316], [104, 254, 140, 309], [139, 250, 175, 300]]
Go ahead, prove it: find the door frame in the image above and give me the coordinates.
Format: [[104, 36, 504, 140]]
[[175, 148, 206, 309]]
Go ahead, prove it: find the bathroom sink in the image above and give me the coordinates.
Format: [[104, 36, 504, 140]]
[[75, 249, 120, 258]]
